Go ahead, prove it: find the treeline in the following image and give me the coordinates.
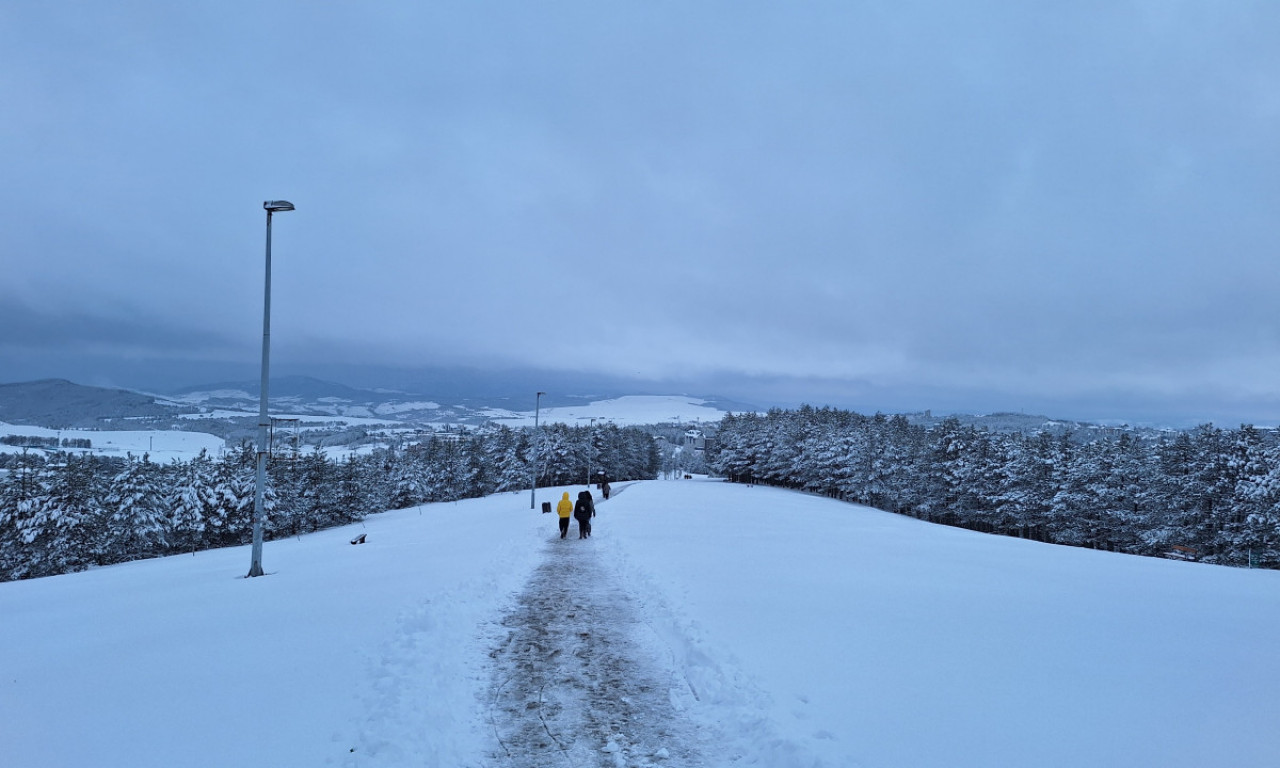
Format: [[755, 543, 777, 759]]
[[1, 435, 92, 449], [0, 422, 660, 581], [708, 407, 1280, 568]]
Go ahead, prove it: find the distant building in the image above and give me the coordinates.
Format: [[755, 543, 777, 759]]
[[683, 429, 707, 451]]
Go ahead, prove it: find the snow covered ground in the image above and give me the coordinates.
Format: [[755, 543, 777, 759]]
[[486, 395, 731, 428], [1, 479, 1277, 767], [172, 409, 405, 427], [0, 420, 226, 462]]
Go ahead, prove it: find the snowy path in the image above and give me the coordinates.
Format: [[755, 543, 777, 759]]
[[484, 527, 707, 767]]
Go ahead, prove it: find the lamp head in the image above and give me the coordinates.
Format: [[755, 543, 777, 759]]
[[264, 200, 295, 212]]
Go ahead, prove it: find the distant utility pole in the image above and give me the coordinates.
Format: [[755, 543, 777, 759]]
[[530, 391, 545, 509], [19, 445, 36, 502], [586, 416, 597, 487]]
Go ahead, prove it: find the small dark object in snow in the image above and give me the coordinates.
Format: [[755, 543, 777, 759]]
[[350, 533, 367, 545]]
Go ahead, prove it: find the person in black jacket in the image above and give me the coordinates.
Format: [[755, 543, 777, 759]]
[[573, 489, 595, 539]]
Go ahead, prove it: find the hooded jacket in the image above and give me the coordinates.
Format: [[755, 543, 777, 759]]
[[573, 490, 595, 521], [556, 492, 574, 519]]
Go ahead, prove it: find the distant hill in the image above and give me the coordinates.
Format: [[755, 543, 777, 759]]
[[0, 376, 1129, 436], [1, 375, 1176, 453], [168, 375, 386, 403], [0, 379, 194, 428], [164, 376, 749, 427], [3, 376, 750, 431], [166, 375, 457, 423]]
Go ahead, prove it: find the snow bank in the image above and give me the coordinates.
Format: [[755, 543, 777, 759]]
[[0, 490, 552, 768], [607, 479, 1280, 767]]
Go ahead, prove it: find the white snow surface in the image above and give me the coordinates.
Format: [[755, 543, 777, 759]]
[[1, 479, 1277, 767], [172, 409, 405, 427], [487, 395, 731, 427], [0, 420, 225, 462]]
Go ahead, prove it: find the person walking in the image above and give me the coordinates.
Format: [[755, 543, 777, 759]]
[[556, 491, 573, 539], [574, 489, 596, 538]]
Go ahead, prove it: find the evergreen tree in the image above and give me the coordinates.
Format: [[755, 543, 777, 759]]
[[389, 443, 429, 509], [0, 466, 22, 579], [879, 415, 927, 513], [1223, 425, 1273, 565], [484, 425, 530, 492], [1145, 431, 1201, 553], [1234, 440, 1280, 567], [169, 449, 215, 552], [286, 448, 339, 533], [334, 453, 370, 522], [995, 431, 1063, 539], [206, 445, 261, 546], [6, 454, 104, 577], [106, 454, 169, 561]]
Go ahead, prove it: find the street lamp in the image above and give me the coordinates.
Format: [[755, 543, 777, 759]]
[[247, 199, 294, 578], [530, 391, 545, 509], [18, 445, 37, 502], [586, 417, 597, 487]]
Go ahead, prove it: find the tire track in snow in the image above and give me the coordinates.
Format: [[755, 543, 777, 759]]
[[485, 534, 705, 768]]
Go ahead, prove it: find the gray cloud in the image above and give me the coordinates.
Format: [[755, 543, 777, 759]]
[[3, 1, 1280, 424]]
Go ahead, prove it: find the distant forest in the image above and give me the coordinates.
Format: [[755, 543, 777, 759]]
[[0, 423, 661, 581], [709, 407, 1280, 568], [1, 435, 93, 449]]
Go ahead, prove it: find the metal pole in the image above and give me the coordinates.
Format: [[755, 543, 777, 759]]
[[587, 417, 596, 487], [247, 209, 274, 577], [530, 391, 544, 509], [20, 446, 29, 502]]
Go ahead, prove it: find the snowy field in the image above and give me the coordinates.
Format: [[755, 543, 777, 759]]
[[1, 479, 1276, 767], [162, 388, 445, 421], [172, 409, 405, 427], [486, 395, 731, 428], [0, 420, 225, 462]]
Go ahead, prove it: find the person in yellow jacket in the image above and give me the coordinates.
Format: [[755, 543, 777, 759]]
[[556, 491, 574, 539]]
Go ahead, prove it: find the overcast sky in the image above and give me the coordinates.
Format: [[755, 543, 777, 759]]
[[3, 2, 1279, 425]]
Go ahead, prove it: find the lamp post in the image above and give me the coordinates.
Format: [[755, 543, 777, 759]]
[[586, 416, 597, 487], [530, 391, 545, 509], [247, 199, 294, 578], [19, 445, 34, 502]]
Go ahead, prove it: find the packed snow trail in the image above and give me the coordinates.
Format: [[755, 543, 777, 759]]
[[485, 526, 707, 767]]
